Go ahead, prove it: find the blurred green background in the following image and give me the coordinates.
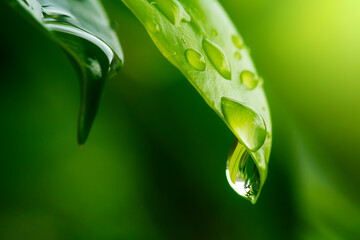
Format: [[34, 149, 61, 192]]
[[0, 0, 360, 239]]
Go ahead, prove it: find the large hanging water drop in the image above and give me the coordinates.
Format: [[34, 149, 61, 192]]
[[226, 139, 261, 204], [221, 97, 266, 152], [149, 0, 191, 27], [202, 39, 232, 80], [185, 49, 206, 71]]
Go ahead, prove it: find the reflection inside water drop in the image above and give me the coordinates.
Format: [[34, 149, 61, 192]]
[[226, 140, 260, 203]]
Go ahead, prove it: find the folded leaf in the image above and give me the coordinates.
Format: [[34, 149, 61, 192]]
[[10, 0, 123, 145], [121, 0, 272, 203]]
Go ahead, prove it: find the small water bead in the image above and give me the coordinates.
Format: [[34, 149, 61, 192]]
[[221, 97, 267, 152], [234, 51, 242, 60], [226, 140, 261, 204], [185, 49, 206, 71], [146, 21, 160, 33], [241, 70, 262, 90], [42, 5, 75, 23], [232, 35, 244, 49], [150, 0, 191, 27], [211, 30, 218, 36], [202, 38, 232, 80]]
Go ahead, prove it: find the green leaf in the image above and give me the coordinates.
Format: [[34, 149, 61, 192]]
[[10, 0, 123, 145], [120, 0, 272, 203]]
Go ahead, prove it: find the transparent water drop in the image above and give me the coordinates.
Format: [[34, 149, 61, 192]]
[[232, 35, 244, 49], [226, 139, 261, 204], [42, 5, 77, 24], [234, 51, 242, 60], [150, 0, 191, 27], [240, 70, 262, 90], [146, 21, 160, 33], [185, 49, 206, 71], [221, 97, 266, 151], [202, 38, 232, 80]]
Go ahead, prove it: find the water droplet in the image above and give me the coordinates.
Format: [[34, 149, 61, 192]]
[[42, 5, 76, 24], [202, 39, 232, 80], [234, 51, 242, 60], [146, 21, 160, 33], [185, 49, 206, 71], [221, 97, 266, 152], [211, 30, 218, 36], [150, 0, 191, 27], [226, 140, 260, 203], [240, 70, 262, 90], [232, 35, 244, 49]]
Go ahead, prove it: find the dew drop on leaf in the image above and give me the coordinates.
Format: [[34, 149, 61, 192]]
[[149, 0, 191, 27], [41, 5, 76, 24], [221, 97, 266, 152], [202, 38, 232, 80], [240, 70, 262, 90], [226, 139, 261, 204], [146, 21, 160, 33], [234, 51, 242, 60], [232, 34, 244, 49], [185, 49, 206, 71]]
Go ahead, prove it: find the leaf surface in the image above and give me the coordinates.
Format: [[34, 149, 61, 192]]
[[121, 0, 272, 203], [10, 0, 123, 144]]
